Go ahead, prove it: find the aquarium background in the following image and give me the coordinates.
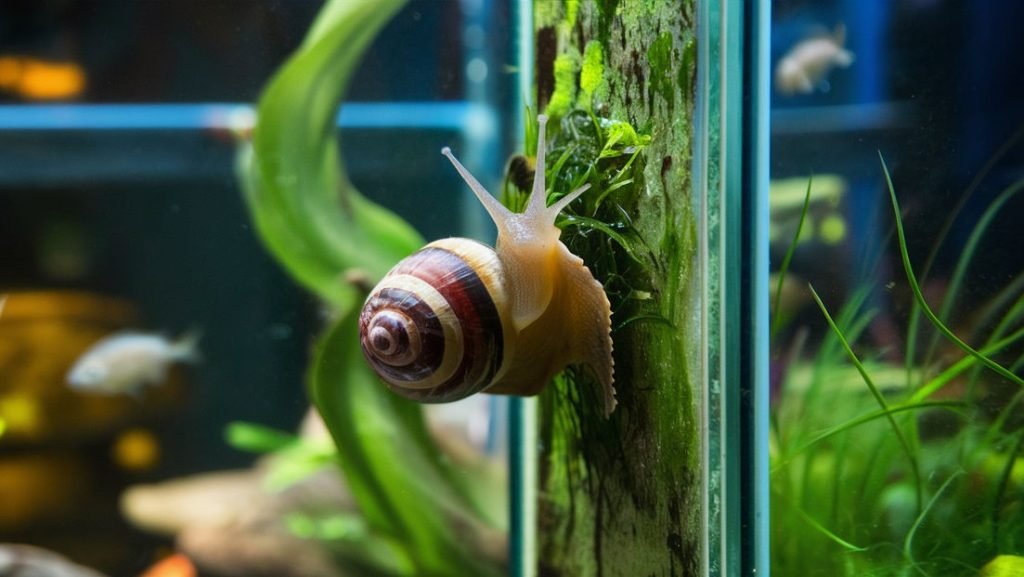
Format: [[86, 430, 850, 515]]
[[772, 0, 1024, 286], [4, 0, 1022, 575], [771, 1, 1024, 576], [0, 1, 514, 575]]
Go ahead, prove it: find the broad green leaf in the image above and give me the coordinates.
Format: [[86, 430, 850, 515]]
[[310, 307, 503, 577], [238, 2, 504, 574], [243, 0, 422, 308], [237, 142, 358, 309]]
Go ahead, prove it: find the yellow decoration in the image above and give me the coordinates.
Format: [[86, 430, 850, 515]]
[[0, 394, 42, 437], [112, 428, 161, 472], [819, 214, 848, 245]]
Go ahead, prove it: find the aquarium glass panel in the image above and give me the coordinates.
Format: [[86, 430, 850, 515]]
[[770, 2, 1024, 576], [511, 1, 768, 576], [701, 1, 771, 576]]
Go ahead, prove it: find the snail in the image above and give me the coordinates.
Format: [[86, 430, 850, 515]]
[[358, 115, 616, 416]]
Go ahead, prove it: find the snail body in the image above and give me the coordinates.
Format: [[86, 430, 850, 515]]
[[359, 115, 616, 416]]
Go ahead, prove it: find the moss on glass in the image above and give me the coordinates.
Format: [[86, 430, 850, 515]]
[[532, 1, 700, 575]]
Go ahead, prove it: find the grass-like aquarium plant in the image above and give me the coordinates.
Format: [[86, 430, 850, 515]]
[[770, 150, 1024, 576]]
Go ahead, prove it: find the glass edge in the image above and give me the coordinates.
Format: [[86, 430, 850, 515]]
[[698, 0, 770, 575], [744, 0, 771, 575], [508, 2, 535, 577], [695, 0, 723, 573], [509, 0, 769, 574]]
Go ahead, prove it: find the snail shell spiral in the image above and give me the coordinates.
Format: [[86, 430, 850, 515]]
[[358, 114, 616, 415], [358, 237, 514, 403]]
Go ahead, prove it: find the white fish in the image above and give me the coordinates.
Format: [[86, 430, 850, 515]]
[[775, 24, 855, 95], [67, 330, 201, 396]]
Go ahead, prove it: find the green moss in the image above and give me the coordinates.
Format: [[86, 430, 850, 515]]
[[597, 0, 620, 18], [646, 32, 675, 106], [680, 34, 696, 92], [566, 0, 580, 28], [533, 1, 700, 574], [537, 108, 660, 575], [578, 40, 607, 110], [534, 1, 563, 28], [545, 51, 580, 118]]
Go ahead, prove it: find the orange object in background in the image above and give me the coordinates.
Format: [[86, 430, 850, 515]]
[[139, 553, 196, 577], [0, 56, 86, 100], [111, 428, 162, 472]]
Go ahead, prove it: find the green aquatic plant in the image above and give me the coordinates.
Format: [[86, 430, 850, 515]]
[[502, 107, 658, 337], [904, 126, 1024, 386], [224, 421, 336, 491], [236, 0, 505, 575], [524, 108, 656, 298], [771, 157, 1024, 576], [239, 0, 422, 311], [882, 156, 1024, 391]]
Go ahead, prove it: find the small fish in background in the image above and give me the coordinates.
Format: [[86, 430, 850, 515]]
[[775, 24, 855, 95], [67, 330, 201, 396]]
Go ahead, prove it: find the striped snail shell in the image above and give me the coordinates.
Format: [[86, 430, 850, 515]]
[[359, 115, 617, 416], [359, 238, 512, 402]]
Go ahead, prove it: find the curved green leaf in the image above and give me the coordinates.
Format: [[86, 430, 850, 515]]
[[311, 307, 503, 577], [881, 154, 1024, 389], [243, 0, 422, 308], [238, 2, 504, 574]]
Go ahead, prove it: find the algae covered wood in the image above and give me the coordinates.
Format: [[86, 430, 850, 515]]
[[532, 1, 700, 575]]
